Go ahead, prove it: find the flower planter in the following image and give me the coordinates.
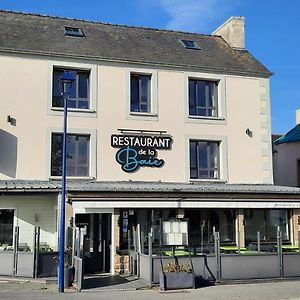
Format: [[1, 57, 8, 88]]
[[160, 271, 195, 290], [56, 266, 74, 288], [64, 266, 74, 288]]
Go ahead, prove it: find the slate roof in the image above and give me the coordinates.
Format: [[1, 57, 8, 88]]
[[0, 10, 271, 78], [273, 124, 300, 145], [0, 180, 299, 195]]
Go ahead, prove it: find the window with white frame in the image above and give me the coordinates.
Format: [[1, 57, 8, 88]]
[[190, 140, 220, 179], [51, 133, 90, 177], [0, 209, 14, 247], [188, 79, 218, 117], [130, 73, 151, 113], [52, 68, 90, 109]]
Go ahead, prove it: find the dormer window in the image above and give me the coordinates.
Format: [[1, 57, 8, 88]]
[[64, 26, 85, 37], [181, 40, 201, 50]]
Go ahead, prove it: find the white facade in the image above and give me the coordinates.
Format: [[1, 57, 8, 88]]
[[0, 55, 273, 184]]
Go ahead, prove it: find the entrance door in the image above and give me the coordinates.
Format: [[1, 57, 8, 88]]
[[76, 213, 111, 274]]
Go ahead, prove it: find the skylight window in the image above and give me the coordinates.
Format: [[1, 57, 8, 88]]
[[64, 27, 85, 37], [181, 40, 201, 50]]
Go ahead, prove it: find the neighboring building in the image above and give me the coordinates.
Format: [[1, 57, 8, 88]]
[[273, 109, 300, 187], [0, 10, 300, 275]]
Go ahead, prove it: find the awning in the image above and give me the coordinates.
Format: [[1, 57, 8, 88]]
[[274, 124, 300, 145]]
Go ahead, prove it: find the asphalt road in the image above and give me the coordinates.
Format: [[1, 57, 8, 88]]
[[1, 279, 300, 300]]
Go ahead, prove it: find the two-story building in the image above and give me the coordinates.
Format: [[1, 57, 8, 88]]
[[273, 109, 300, 187], [0, 10, 300, 275]]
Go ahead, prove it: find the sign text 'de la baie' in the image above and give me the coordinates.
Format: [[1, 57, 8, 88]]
[[111, 134, 173, 173]]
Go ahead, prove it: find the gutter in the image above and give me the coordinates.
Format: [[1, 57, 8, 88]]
[[0, 47, 272, 78]]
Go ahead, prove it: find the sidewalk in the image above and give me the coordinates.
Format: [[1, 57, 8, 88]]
[[1, 278, 300, 300]]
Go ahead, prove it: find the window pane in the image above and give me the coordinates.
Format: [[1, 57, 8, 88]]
[[78, 136, 89, 164], [78, 72, 89, 99], [140, 104, 148, 113], [189, 140, 220, 179], [208, 82, 215, 107], [51, 133, 89, 177], [197, 81, 206, 108], [66, 136, 76, 167], [209, 170, 216, 178], [209, 143, 218, 169], [188, 79, 218, 117], [130, 74, 151, 113], [188, 80, 196, 115], [199, 170, 208, 178], [190, 141, 197, 168], [77, 167, 88, 177], [67, 99, 77, 108], [52, 68, 90, 109], [245, 209, 290, 245], [245, 209, 265, 244], [0, 209, 14, 247], [67, 70, 77, 99], [130, 75, 139, 112], [140, 76, 149, 100], [198, 142, 208, 169], [51, 133, 63, 176], [190, 169, 197, 179], [52, 70, 63, 107], [78, 100, 89, 109], [267, 210, 289, 241], [218, 210, 235, 242]]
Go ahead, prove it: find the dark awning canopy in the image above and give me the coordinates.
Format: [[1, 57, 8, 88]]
[[274, 124, 300, 145]]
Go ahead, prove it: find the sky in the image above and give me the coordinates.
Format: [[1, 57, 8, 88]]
[[1, 0, 299, 134]]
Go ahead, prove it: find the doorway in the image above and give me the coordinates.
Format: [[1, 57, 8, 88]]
[[75, 213, 111, 274]]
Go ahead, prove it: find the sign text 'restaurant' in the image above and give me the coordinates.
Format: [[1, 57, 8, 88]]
[[111, 135, 172, 150]]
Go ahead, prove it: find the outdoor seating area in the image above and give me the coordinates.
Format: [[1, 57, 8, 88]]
[[126, 221, 300, 286]]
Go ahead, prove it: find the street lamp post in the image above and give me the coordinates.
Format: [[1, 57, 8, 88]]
[[58, 71, 75, 293]]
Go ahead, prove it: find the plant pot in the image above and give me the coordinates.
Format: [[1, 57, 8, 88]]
[[160, 271, 195, 290], [64, 266, 74, 288]]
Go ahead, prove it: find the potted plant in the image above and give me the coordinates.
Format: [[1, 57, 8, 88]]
[[160, 261, 195, 290], [53, 247, 74, 288]]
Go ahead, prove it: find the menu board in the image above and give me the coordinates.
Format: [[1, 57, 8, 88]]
[[162, 219, 188, 246]]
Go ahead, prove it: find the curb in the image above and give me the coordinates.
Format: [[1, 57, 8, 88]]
[[0, 276, 57, 284]]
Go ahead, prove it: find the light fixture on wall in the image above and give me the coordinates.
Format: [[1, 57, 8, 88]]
[[246, 128, 253, 138], [34, 213, 39, 223], [7, 115, 16, 126]]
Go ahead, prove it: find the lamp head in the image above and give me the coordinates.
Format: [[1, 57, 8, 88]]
[[59, 70, 76, 96]]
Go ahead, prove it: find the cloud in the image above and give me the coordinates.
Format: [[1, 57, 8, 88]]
[[156, 0, 241, 33]]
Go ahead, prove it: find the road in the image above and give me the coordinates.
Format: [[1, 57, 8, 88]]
[[0, 279, 300, 300]]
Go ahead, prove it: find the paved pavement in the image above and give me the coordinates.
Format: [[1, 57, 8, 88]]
[[1, 279, 300, 300]]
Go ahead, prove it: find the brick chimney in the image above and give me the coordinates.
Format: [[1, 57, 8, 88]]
[[212, 16, 245, 49]]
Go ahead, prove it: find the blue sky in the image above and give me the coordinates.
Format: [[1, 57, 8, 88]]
[[1, 0, 299, 134]]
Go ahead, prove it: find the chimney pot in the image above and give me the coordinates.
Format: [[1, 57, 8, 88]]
[[296, 109, 300, 125]]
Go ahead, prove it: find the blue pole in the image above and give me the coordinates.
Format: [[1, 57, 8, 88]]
[[58, 92, 68, 293]]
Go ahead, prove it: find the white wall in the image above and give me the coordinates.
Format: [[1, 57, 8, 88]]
[[273, 142, 300, 187], [0, 54, 273, 184], [0, 194, 57, 249]]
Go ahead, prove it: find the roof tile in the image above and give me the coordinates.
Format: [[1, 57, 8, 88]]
[[0, 10, 271, 77]]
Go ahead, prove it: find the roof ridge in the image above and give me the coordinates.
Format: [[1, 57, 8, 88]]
[[0, 9, 217, 38]]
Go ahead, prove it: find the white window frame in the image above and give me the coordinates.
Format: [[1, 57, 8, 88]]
[[46, 127, 97, 179], [185, 134, 228, 182], [126, 68, 158, 121], [47, 61, 97, 117], [185, 72, 226, 124], [0, 207, 15, 248]]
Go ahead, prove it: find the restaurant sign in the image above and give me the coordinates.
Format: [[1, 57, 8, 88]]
[[111, 134, 173, 173]]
